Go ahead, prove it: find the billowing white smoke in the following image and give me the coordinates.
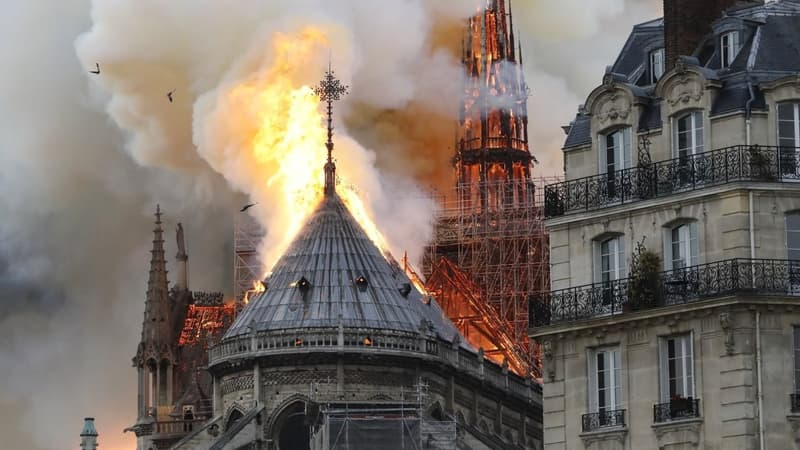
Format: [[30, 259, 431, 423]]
[[0, 1, 661, 449]]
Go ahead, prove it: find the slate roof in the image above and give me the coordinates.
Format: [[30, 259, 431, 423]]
[[223, 193, 461, 340], [563, 113, 591, 150], [562, 0, 800, 151]]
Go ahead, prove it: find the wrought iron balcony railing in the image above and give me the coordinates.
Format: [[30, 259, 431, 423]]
[[653, 398, 700, 423], [530, 259, 800, 327], [791, 394, 800, 414], [582, 409, 626, 432], [545, 145, 800, 218]]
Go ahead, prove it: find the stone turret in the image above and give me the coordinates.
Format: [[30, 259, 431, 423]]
[[133, 205, 178, 420], [79, 417, 98, 450]]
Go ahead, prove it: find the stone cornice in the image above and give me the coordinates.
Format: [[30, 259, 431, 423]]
[[544, 181, 800, 229], [530, 295, 799, 339]]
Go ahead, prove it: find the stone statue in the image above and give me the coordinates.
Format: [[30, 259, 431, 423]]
[[176, 223, 187, 260]]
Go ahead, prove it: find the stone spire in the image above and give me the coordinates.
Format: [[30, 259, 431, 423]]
[[142, 205, 171, 343], [175, 222, 188, 291], [79, 417, 98, 450], [313, 61, 349, 196]]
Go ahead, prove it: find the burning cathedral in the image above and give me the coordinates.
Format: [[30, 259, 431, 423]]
[[124, 2, 543, 449]]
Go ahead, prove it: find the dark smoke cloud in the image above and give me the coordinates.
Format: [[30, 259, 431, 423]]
[[0, 1, 660, 448]]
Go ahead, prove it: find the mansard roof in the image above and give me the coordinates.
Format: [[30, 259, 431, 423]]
[[562, 0, 800, 151], [223, 193, 460, 341]]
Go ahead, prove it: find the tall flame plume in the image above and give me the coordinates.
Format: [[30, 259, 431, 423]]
[[220, 27, 390, 275]]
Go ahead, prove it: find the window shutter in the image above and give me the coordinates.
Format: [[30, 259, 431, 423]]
[[663, 229, 673, 271], [588, 349, 598, 413], [623, 127, 632, 169], [599, 132, 607, 174], [593, 241, 602, 283], [689, 222, 700, 266], [694, 111, 704, 154], [618, 237, 627, 279], [658, 338, 669, 401]]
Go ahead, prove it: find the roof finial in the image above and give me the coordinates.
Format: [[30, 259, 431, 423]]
[[313, 55, 349, 196]]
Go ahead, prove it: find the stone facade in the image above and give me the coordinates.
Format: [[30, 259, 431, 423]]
[[535, 2, 800, 449]]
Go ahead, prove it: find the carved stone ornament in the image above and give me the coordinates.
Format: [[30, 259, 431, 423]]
[[667, 74, 704, 107], [207, 423, 220, 437], [597, 92, 632, 124], [719, 312, 734, 355], [789, 416, 800, 442], [542, 340, 555, 381], [580, 427, 627, 450], [652, 418, 702, 448]]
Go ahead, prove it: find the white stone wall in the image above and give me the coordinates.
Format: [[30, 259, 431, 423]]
[[537, 303, 800, 450]]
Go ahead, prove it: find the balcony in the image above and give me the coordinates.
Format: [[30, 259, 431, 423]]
[[530, 259, 800, 327], [544, 145, 800, 218], [582, 409, 626, 432], [654, 398, 701, 423], [791, 394, 800, 414]]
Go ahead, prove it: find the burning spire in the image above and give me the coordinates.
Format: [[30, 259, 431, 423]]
[[313, 61, 349, 196], [456, 0, 532, 210]]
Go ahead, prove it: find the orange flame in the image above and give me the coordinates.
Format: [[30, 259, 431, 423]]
[[242, 280, 266, 305], [225, 27, 389, 274]]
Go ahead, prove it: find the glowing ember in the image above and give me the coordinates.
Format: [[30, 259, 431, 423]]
[[224, 27, 390, 274]]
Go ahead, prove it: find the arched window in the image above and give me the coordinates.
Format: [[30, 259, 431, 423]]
[[786, 212, 800, 293], [600, 127, 632, 174], [779, 102, 800, 178], [599, 127, 631, 200], [595, 235, 626, 283], [665, 222, 699, 270], [673, 111, 704, 158], [786, 212, 800, 261]]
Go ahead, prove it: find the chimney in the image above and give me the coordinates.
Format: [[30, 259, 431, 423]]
[[79, 417, 98, 450], [663, 0, 764, 70]]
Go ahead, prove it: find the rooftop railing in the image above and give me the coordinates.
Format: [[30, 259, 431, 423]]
[[530, 258, 800, 327], [545, 145, 800, 218], [209, 326, 540, 401]]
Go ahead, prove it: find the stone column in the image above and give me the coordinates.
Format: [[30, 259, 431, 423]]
[[254, 362, 262, 407], [166, 363, 173, 405], [213, 377, 222, 417]]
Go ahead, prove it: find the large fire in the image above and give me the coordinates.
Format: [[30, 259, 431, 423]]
[[226, 27, 390, 273]]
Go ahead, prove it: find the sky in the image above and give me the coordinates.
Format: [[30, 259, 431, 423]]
[[0, 1, 661, 448]]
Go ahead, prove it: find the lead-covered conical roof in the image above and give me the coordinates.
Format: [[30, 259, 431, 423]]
[[223, 193, 460, 340]]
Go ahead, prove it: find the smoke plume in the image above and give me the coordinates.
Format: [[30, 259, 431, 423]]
[[0, 1, 661, 449]]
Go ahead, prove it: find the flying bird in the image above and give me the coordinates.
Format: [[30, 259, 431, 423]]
[[167, 89, 175, 103], [240, 203, 258, 212], [89, 63, 100, 75]]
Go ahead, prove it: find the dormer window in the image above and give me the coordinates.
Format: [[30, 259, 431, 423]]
[[720, 31, 740, 68], [649, 48, 665, 84]]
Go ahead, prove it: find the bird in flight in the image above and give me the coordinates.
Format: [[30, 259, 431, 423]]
[[89, 63, 100, 75], [240, 203, 258, 212], [167, 89, 175, 103]]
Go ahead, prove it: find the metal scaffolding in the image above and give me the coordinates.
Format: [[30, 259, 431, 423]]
[[309, 380, 456, 450], [233, 212, 264, 302], [423, 176, 561, 378]]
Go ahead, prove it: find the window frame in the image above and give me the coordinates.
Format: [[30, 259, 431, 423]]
[[595, 235, 627, 283], [658, 333, 695, 402], [588, 346, 624, 414], [673, 111, 705, 159], [720, 31, 741, 68], [665, 222, 699, 270], [599, 126, 633, 174], [649, 48, 665, 84], [778, 102, 800, 149], [794, 327, 800, 393]]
